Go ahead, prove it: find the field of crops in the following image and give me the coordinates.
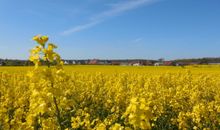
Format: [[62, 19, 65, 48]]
[[1, 65, 220, 130], [1, 35, 220, 130]]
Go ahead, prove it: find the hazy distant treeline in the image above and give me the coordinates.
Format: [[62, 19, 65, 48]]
[[0, 57, 220, 66]]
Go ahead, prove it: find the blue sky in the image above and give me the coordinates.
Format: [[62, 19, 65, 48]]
[[0, 0, 220, 60]]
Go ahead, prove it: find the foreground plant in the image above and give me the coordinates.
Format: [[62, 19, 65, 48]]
[[28, 35, 68, 130]]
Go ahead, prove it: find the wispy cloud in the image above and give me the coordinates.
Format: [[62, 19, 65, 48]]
[[91, 0, 156, 20], [61, 20, 101, 35], [61, 0, 158, 35], [133, 37, 143, 43]]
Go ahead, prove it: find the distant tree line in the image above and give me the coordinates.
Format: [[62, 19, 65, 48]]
[[0, 59, 59, 66], [1, 57, 220, 66], [174, 57, 220, 64], [0, 59, 33, 66]]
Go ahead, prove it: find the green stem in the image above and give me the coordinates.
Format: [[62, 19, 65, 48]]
[[53, 96, 64, 130], [43, 47, 63, 130]]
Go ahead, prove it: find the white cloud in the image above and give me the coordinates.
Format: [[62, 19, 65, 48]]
[[91, 0, 155, 20], [133, 38, 143, 43], [61, 0, 158, 35], [61, 20, 101, 35]]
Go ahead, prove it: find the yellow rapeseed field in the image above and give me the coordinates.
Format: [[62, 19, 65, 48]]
[[0, 35, 220, 130]]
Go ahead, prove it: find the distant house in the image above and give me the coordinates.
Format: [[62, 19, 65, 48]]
[[72, 61, 76, 65], [0, 60, 5, 66], [153, 61, 174, 66], [163, 61, 173, 66], [84, 60, 89, 64], [120, 62, 129, 66], [132, 63, 141, 66], [105, 60, 112, 65], [64, 61, 69, 65], [127, 60, 142, 66], [89, 59, 98, 65], [154, 62, 163, 66]]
